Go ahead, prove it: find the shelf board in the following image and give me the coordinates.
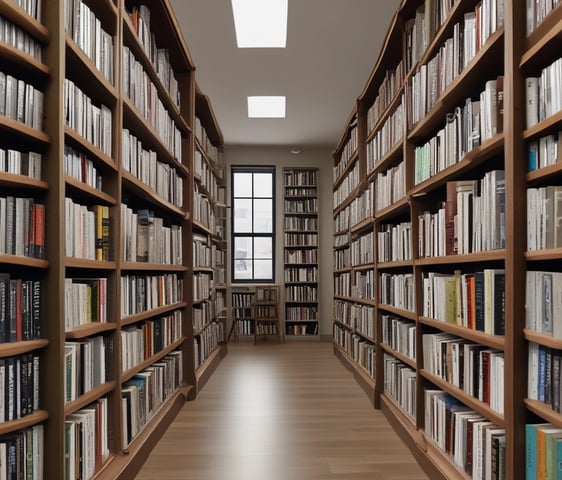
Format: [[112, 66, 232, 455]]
[[375, 197, 409, 221], [420, 369, 505, 427], [525, 398, 562, 427], [121, 302, 187, 327], [523, 110, 562, 141], [333, 151, 359, 190], [65, 322, 118, 339], [0, 339, 49, 358], [121, 337, 185, 383], [65, 258, 116, 269], [377, 304, 416, 320], [525, 248, 562, 261], [377, 259, 413, 269], [0, 171, 48, 190], [380, 343, 417, 369], [0, 2, 49, 44], [120, 262, 188, 272], [0, 410, 49, 436], [524, 329, 562, 349], [191, 219, 214, 235], [350, 217, 374, 234], [0, 254, 48, 268], [366, 139, 404, 181], [64, 126, 116, 170], [64, 381, 117, 417], [527, 162, 562, 184], [0, 41, 49, 78], [352, 263, 375, 271], [64, 175, 117, 205], [0, 115, 50, 146], [366, 85, 406, 143], [380, 392, 417, 433], [522, 7, 562, 71], [414, 249, 506, 265], [419, 317, 505, 350]]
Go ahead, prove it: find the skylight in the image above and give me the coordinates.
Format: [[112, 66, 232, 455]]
[[231, 0, 288, 48], [247, 96, 286, 118]]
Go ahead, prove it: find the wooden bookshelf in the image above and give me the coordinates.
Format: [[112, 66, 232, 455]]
[[0, 0, 225, 477], [331, 1, 553, 478]]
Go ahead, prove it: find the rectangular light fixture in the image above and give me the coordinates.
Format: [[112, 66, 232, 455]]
[[248, 96, 286, 118], [231, 0, 288, 48]]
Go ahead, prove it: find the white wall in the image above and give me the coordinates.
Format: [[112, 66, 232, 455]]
[[225, 145, 334, 338]]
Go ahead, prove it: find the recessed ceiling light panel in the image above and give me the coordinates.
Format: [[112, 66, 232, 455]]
[[231, 0, 288, 48], [248, 96, 286, 118]]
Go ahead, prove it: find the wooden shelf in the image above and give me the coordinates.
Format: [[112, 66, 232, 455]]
[[0, 410, 49, 436], [366, 139, 404, 180], [64, 381, 117, 417], [0, 254, 48, 268], [65, 258, 116, 269], [525, 399, 562, 427], [64, 126, 117, 171], [120, 262, 188, 272], [121, 302, 188, 327], [523, 110, 562, 141], [0, 41, 49, 78], [65, 322, 118, 339], [524, 329, 562, 350], [380, 343, 417, 370], [375, 197, 409, 221], [522, 5, 562, 71], [377, 304, 417, 321], [377, 260, 413, 269], [527, 161, 562, 183], [419, 317, 505, 350], [414, 249, 506, 266], [0, 339, 49, 358], [0, 2, 49, 43], [64, 175, 117, 204], [350, 217, 374, 234], [0, 115, 49, 146], [0, 171, 48, 190], [333, 151, 359, 190]]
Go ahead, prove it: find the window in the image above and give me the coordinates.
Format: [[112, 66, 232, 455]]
[[231, 166, 275, 282]]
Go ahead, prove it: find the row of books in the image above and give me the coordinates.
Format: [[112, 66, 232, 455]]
[[121, 205, 183, 264], [0, 425, 43, 480], [333, 161, 359, 209], [366, 60, 404, 134], [64, 144, 102, 191], [231, 292, 253, 308], [414, 78, 503, 185], [351, 231, 374, 266], [194, 117, 219, 163], [380, 273, 415, 311], [0, 354, 39, 421], [333, 323, 351, 353], [65, 335, 113, 403], [284, 233, 317, 247], [526, 422, 562, 480], [422, 332, 504, 414], [284, 267, 317, 283], [422, 269, 505, 335], [193, 272, 212, 303], [193, 300, 214, 331], [0, 14, 42, 61], [64, 78, 112, 157], [366, 97, 404, 173], [378, 221, 412, 263], [334, 272, 350, 298], [64, 277, 107, 330], [286, 306, 317, 321], [334, 247, 350, 271], [65, 199, 110, 261], [528, 131, 561, 172], [0, 147, 41, 181], [232, 306, 251, 320], [352, 269, 375, 301], [526, 0, 562, 33], [375, 160, 406, 211], [285, 187, 317, 197], [193, 232, 213, 268], [334, 207, 350, 233], [384, 354, 416, 418], [0, 71, 43, 130], [526, 270, 562, 337], [284, 216, 317, 231], [526, 57, 562, 128], [418, 172, 505, 258], [120, 313, 182, 372], [65, 397, 109, 480], [64, 0, 114, 83], [254, 305, 277, 318], [255, 321, 279, 336], [382, 315, 416, 360], [127, 4, 181, 110], [528, 343, 562, 413], [285, 170, 317, 186], [0, 196, 45, 259], [424, 389, 505, 477], [333, 121, 358, 182], [122, 129, 184, 208], [194, 149, 220, 202], [284, 198, 318, 214], [193, 183, 215, 231], [527, 186, 562, 251], [287, 323, 318, 335], [351, 303, 374, 338], [285, 285, 317, 303], [350, 182, 374, 227], [122, 46, 182, 160], [122, 350, 183, 448], [233, 319, 253, 336], [352, 334, 375, 378], [334, 233, 349, 248], [194, 322, 223, 369], [284, 248, 317, 264], [121, 273, 182, 318], [0, 275, 40, 342]]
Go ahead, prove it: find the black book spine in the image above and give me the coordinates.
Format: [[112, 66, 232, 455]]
[[0, 274, 9, 343], [474, 271, 485, 332], [494, 272, 506, 335]]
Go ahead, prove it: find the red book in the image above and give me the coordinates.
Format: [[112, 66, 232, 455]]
[[445, 181, 458, 255]]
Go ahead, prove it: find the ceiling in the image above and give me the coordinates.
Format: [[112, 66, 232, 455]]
[[170, 0, 402, 148]]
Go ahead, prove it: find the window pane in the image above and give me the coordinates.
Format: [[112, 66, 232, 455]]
[[233, 199, 252, 233], [233, 237, 253, 280], [253, 199, 273, 233], [233, 172, 253, 197], [254, 173, 272, 198], [234, 260, 253, 280], [254, 237, 272, 259], [254, 260, 273, 279]]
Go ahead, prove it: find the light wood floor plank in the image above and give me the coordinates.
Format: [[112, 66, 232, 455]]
[[135, 341, 429, 480]]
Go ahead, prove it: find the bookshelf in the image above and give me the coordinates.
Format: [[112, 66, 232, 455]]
[[283, 168, 320, 337], [331, 0, 562, 478], [0, 0, 225, 477], [254, 285, 283, 343], [229, 289, 255, 341]]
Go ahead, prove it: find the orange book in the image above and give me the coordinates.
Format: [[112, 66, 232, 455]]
[[34, 203, 45, 259]]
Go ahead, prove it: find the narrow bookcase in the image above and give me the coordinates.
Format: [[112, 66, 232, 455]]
[[254, 285, 282, 343], [331, 0, 562, 478], [0, 0, 225, 478], [191, 85, 227, 395], [283, 167, 320, 337]]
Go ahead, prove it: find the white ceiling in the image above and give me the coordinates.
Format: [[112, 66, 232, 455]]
[[170, 0, 401, 148]]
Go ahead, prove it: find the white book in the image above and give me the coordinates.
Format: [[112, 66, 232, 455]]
[[526, 77, 540, 128]]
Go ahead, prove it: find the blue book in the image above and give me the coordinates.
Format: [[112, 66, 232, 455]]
[[556, 438, 562, 480], [539, 347, 547, 403], [528, 423, 552, 480]]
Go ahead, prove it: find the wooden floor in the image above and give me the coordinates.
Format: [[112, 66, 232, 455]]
[[135, 341, 429, 480]]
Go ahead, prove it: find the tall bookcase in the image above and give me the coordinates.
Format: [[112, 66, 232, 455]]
[[283, 168, 320, 337], [332, 1, 562, 478], [0, 0, 225, 478]]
